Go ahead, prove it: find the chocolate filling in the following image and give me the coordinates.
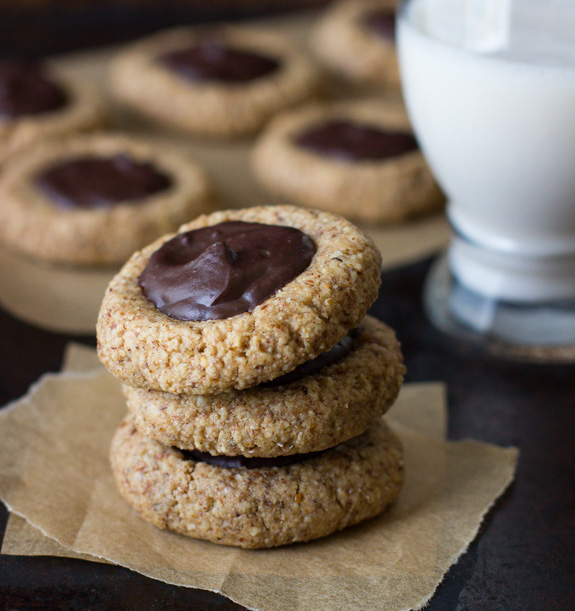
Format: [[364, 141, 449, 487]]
[[180, 448, 326, 469], [262, 327, 361, 387], [139, 221, 316, 321], [0, 59, 67, 118], [362, 9, 397, 41], [35, 154, 172, 209], [159, 40, 280, 83], [294, 119, 418, 161]]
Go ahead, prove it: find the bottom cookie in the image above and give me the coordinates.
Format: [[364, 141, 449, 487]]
[[110, 417, 404, 549]]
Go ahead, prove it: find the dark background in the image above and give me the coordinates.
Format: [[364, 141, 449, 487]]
[[0, 0, 329, 58], [0, 2, 574, 609]]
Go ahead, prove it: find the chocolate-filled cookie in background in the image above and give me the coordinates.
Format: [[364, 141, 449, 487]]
[[0, 133, 216, 265], [110, 25, 323, 137], [0, 59, 106, 166], [310, 0, 400, 88], [252, 101, 444, 223]]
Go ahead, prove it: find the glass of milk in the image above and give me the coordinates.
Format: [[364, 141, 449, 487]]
[[398, 0, 575, 360]]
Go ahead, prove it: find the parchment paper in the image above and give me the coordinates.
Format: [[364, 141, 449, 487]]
[[0, 11, 450, 335], [0, 345, 517, 611], [1, 343, 447, 560]]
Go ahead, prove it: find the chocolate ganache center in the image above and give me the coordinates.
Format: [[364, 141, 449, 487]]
[[35, 154, 172, 209], [294, 119, 417, 161], [159, 40, 280, 83], [138, 221, 316, 322], [0, 60, 67, 118], [262, 327, 361, 387], [180, 448, 325, 469], [362, 9, 397, 41]]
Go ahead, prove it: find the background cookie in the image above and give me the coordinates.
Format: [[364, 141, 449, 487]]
[[0, 132, 216, 265], [97, 205, 382, 395], [110, 25, 322, 137], [0, 59, 106, 166], [253, 101, 444, 223], [124, 316, 405, 456], [110, 416, 404, 549], [311, 0, 400, 87]]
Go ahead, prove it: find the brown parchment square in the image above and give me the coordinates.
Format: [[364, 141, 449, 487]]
[[0, 354, 517, 611], [0, 344, 447, 565]]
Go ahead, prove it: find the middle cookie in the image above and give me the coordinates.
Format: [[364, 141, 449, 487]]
[[124, 316, 404, 457]]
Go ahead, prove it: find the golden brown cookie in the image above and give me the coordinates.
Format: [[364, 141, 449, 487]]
[[110, 416, 404, 549], [0, 60, 106, 166], [124, 316, 404, 456], [0, 133, 216, 266], [97, 205, 382, 395], [311, 0, 400, 87], [110, 25, 322, 137], [252, 101, 444, 223]]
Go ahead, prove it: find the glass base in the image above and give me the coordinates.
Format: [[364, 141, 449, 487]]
[[424, 255, 575, 363]]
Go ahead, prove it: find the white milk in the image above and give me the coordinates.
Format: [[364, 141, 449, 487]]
[[398, 0, 575, 301]]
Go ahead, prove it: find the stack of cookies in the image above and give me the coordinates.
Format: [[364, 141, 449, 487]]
[[97, 205, 406, 549]]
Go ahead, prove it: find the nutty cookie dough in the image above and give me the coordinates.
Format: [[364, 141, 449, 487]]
[[311, 0, 400, 87], [124, 316, 405, 456], [97, 206, 382, 394], [110, 25, 322, 137], [0, 59, 106, 166], [253, 101, 444, 223], [0, 133, 216, 265], [110, 416, 404, 549]]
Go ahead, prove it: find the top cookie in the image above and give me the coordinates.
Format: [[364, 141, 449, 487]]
[[110, 25, 322, 137], [97, 205, 382, 395]]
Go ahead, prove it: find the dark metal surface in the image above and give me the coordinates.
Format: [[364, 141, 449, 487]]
[[1, 256, 574, 610]]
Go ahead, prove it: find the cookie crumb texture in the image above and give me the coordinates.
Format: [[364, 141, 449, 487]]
[[97, 205, 382, 394], [110, 417, 404, 549], [124, 316, 405, 456]]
